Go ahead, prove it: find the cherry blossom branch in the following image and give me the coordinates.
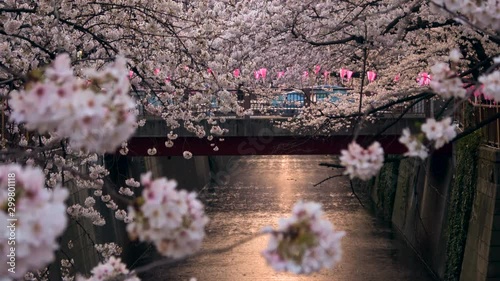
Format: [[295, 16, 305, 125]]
[[430, 2, 500, 42], [452, 111, 500, 143], [313, 174, 345, 186], [128, 232, 266, 277], [325, 91, 435, 119], [352, 41, 369, 141], [365, 94, 431, 144]]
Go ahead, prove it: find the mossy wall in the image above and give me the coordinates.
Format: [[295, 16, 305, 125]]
[[371, 157, 400, 221], [357, 133, 482, 280], [444, 131, 481, 281]]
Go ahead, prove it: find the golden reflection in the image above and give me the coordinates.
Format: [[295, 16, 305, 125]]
[[276, 155, 298, 210]]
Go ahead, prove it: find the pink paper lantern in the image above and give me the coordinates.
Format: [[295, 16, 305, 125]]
[[233, 69, 240, 78], [346, 70, 353, 81], [323, 71, 330, 82], [254, 71, 260, 80], [367, 71, 377, 82], [394, 73, 400, 82], [314, 65, 321, 75], [339, 68, 347, 80], [259, 68, 267, 80]]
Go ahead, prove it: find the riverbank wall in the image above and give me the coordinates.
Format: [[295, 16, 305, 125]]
[[356, 133, 500, 281]]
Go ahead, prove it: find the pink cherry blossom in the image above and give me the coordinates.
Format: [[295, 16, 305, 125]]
[[262, 201, 345, 274], [0, 164, 68, 279], [9, 54, 137, 153], [340, 141, 384, 180], [76, 256, 139, 281], [126, 174, 209, 258]]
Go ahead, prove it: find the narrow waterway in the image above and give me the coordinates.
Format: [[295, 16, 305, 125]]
[[140, 155, 435, 281]]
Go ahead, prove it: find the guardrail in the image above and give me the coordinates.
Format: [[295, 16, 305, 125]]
[[455, 98, 500, 148], [133, 87, 429, 118]]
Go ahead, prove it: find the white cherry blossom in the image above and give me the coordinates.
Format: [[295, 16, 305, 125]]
[[76, 256, 139, 281], [479, 70, 500, 102], [399, 128, 429, 160], [183, 151, 193, 159], [421, 117, 457, 149]]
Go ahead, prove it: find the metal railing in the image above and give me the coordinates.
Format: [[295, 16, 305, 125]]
[[133, 86, 429, 118], [456, 98, 500, 148]]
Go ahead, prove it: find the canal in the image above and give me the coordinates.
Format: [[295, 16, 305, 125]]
[[138, 155, 436, 281]]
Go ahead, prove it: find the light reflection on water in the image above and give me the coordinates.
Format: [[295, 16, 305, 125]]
[[139, 155, 435, 281]]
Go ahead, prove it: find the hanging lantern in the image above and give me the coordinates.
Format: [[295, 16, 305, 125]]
[[314, 65, 321, 75], [367, 71, 377, 82], [394, 73, 400, 82], [254, 71, 260, 80], [323, 71, 330, 83], [259, 68, 267, 80], [339, 68, 347, 80], [346, 70, 353, 82]]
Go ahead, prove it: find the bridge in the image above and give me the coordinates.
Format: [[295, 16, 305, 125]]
[[121, 86, 448, 156]]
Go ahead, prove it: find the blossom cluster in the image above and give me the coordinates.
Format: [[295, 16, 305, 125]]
[[9, 54, 137, 153], [399, 128, 429, 160], [340, 141, 385, 180], [76, 256, 139, 281], [429, 61, 466, 99], [67, 204, 106, 226], [399, 117, 457, 160], [94, 243, 123, 261], [0, 164, 68, 279], [479, 70, 500, 102], [262, 201, 345, 274], [126, 172, 209, 258], [432, 0, 500, 31], [421, 117, 457, 149]]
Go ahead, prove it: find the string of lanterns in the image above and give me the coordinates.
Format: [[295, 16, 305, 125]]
[[127, 66, 494, 100]]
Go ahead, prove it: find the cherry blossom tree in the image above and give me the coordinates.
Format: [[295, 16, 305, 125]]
[[0, 0, 499, 280]]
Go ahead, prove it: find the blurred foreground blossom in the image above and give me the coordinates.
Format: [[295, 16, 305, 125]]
[[479, 71, 500, 102], [126, 172, 209, 258], [9, 54, 137, 153], [421, 117, 456, 149], [340, 141, 384, 180], [399, 128, 429, 160], [0, 164, 68, 279], [77, 256, 139, 281], [262, 201, 345, 274]]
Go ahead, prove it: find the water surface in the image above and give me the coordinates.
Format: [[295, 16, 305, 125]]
[[140, 155, 435, 281]]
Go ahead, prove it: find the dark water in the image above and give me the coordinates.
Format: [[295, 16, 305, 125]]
[[140, 155, 435, 281]]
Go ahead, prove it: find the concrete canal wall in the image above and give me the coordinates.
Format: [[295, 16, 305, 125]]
[[460, 146, 500, 281], [358, 132, 500, 281]]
